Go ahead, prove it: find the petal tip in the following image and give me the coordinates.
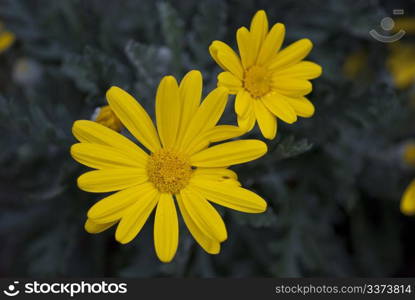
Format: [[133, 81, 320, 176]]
[[302, 38, 313, 49], [256, 140, 268, 155], [254, 9, 267, 18], [115, 233, 129, 245], [87, 205, 100, 220], [264, 131, 277, 140], [187, 69, 202, 77], [69, 143, 79, 157], [106, 86, 122, 98]]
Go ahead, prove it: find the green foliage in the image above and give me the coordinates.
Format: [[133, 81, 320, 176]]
[[1, 0, 414, 277]]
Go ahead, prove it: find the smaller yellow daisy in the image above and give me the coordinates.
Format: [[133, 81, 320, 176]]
[[209, 10, 322, 139]]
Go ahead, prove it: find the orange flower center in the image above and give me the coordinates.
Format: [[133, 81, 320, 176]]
[[147, 149, 192, 194], [243, 65, 272, 98]]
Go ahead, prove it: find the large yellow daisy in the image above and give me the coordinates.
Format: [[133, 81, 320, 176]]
[[401, 179, 415, 216], [71, 70, 268, 262], [209, 10, 322, 139]]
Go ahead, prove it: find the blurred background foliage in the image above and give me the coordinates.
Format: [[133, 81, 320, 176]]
[[1, 0, 415, 277]]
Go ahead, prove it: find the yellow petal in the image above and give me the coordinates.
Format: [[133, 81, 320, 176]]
[[115, 191, 159, 244], [254, 100, 277, 139], [250, 10, 269, 61], [191, 140, 267, 167], [190, 178, 267, 213], [71, 143, 143, 169], [180, 87, 228, 149], [401, 179, 415, 216], [72, 120, 148, 166], [257, 23, 285, 65], [176, 194, 220, 254], [177, 70, 202, 142], [209, 40, 244, 79], [273, 61, 322, 79], [262, 93, 297, 124], [272, 78, 313, 97], [84, 219, 117, 234], [186, 125, 245, 155], [203, 125, 245, 143], [235, 89, 252, 116], [217, 51, 244, 80], [106, 86, 161, 152], [209, 40, 228, 70], [180, 188, 227, 242], [156, 76, 181, 148], [193, 168, 241, 187], [269, 39, 313, 70], [287, 97, 315, 118], [217, 71, 242, 94], [237, 26, 255, 69], [87, 182, 156, 223], [237, 108, 256, 132], [193, 167, 238, 180], [77, 168, 147, 193], [154, 193, 179, 263]]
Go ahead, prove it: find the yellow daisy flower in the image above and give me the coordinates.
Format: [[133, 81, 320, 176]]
[[209, 10, 322, 139], [342, 49, 368, 80], [0, 22, 15, 54], [71, 70, 268, 262], [401, 179, 415, 216], [92, 105, 123, 132]]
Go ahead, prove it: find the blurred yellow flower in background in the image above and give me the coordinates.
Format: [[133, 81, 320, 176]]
[[343, 49, 368, 80], [402, 141, 415, 168], [401, 141, 415, 216], [71, 71, 267, 262], [387, 42, 415, 90], [394, 17, 415, 35], [92, 105, 123, 132], [386, 17, 415, 90], [401, 179, 415, 216], [209, 10, 321, 139], [0, 22, 15, 54]]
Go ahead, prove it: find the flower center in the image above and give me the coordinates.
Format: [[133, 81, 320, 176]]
[[147, 149, 192, 194], [243, 65, 272, 98]]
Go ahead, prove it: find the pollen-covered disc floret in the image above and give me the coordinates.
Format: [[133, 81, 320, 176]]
[[244, 65, 272, 98], [147, 149, 192, 194]]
